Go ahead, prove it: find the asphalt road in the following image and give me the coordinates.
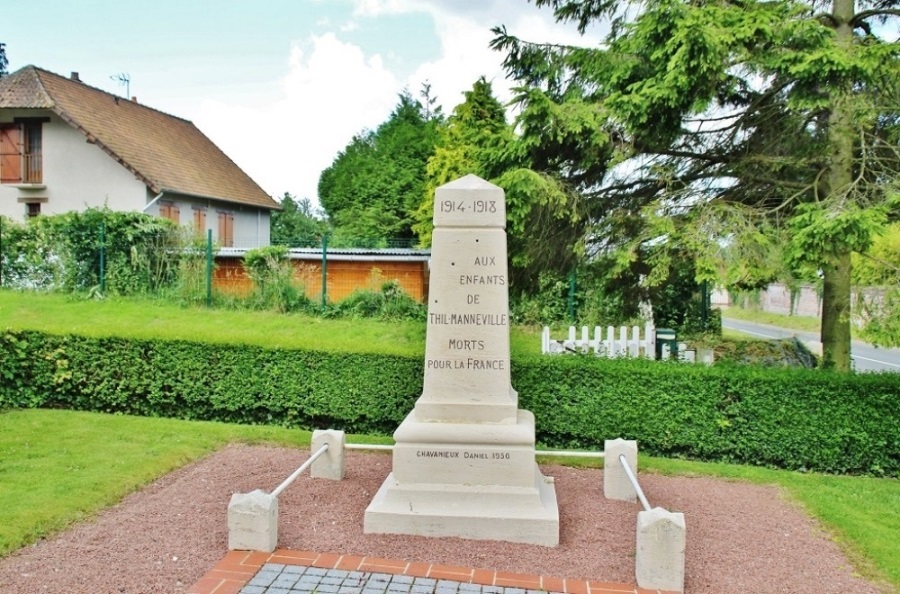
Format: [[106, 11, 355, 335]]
[[721, 317, 900, 373]]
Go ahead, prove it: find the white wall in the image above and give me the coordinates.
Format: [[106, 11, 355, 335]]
[[234, 207, 271, 247], [0, 109, 146, 221], [152, 190, 272, 247]]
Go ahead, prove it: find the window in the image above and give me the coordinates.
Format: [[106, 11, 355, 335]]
[[218, 211, 234, 247], [192, 206, 207, 236], [1, 121, 43, 184], [17, 197, 47, 218], [158, 201, 180, 224]]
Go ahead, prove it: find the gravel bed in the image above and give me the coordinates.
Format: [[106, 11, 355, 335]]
[[0, 445, 884, 594]]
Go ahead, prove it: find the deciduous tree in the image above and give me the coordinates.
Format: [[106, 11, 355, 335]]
[[853, 220, 900, 345], [270, 193, 327, 247]]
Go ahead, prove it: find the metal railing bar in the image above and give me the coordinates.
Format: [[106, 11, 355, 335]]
[[619, 453, 651, 512], [536, 450, 605, 458], [270, 442, 329, 498], [345, 443, 395, 451]]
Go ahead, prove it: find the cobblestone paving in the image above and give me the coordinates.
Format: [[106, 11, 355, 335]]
[[240, 564, 562, 594]]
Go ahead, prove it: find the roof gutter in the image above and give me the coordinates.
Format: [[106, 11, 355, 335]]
[[142, 192, 165, 213]]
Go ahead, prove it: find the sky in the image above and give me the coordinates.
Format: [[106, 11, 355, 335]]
[[3, 0, 597, 210]]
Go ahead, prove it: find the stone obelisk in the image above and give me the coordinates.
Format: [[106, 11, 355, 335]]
[[364, 174, 559, 546]]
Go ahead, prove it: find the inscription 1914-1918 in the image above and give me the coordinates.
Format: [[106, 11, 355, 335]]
[[438, 199, 498, 214]]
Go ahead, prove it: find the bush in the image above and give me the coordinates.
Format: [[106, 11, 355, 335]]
[[0, 208, 182, 295], [171, 236, 211, 306], [2, 330, 898, 476], [710, 336, 818, 368], [327, 279, 426, 321], [510, 272, 573, 326], [243, 245, 312, 313], [0, 215, 65, 289]]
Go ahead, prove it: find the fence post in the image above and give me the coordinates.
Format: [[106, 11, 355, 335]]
[[701, 279, 710, 329], [568, 268, 576, 323], [321, 233, 328, 309], [206, 229, 213, 307], [99, 222, 106, 294], [645, 322, 656, 359]]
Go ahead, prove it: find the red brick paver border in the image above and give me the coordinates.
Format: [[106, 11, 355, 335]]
[[186, 549, 677, 594]]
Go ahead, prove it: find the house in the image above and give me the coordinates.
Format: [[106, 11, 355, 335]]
[[0, 65, 279, 246]]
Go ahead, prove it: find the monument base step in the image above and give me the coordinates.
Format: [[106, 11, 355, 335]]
[[363, 466, 559, 546]]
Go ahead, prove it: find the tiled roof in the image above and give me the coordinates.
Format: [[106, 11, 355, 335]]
[[0, 66, 280, 210]]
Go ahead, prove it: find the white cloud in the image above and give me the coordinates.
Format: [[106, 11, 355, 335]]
[[351, 0, 410, 17], [194, 32, 399, 206], [192, 1, 604, 209], [352, 0, 603, 112]]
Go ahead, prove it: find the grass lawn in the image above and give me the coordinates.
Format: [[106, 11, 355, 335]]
[[0, 409, 310, 558], [642, 458, 900, 592], [2, 410, 898, 592], [0, 290, 543, 357], [720, 306, 822, 334], [0, 290, 427, 356]]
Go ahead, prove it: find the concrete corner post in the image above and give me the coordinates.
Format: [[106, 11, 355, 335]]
[[227, 489, 278, 552], [311, 429, 345, 480], [636, 507, 686, 593], [604, 438, 638, 502]]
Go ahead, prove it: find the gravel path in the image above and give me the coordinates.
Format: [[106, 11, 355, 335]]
[[0, 445, 886, 594]]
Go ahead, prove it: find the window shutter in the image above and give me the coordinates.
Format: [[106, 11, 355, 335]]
[[218, 212, 234, 247], [193, 208, 206, 234], [0, 125, 22, 183], [159, 202, 180, 223]]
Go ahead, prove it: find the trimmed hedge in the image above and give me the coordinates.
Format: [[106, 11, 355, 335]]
[[0, 330, 419, 434], [2, 330, 898, 476], [515, 356, 900, 476]]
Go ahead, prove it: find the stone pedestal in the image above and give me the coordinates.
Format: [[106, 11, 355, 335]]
[[228, 489, 278, 552], [636, 507, 686, 592], [310, 429, 346, 480], [364, 175, 559, 546], [604, 439, 638, 502]]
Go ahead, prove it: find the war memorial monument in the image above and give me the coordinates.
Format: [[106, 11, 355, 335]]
[[364, 174, 560, 546]]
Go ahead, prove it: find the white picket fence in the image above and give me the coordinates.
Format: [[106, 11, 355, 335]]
[[542, 323, 657, 358], [541, 324, 706, 362]]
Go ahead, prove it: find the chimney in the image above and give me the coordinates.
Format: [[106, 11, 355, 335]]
[[131, 96, 138, 103], [70, 72, 81, 82]]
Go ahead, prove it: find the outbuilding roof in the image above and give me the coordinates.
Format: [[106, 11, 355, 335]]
[[0, 66, 280, 210]]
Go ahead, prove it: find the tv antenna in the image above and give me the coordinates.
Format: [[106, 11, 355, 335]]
[[110, 72, 131, 97]]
